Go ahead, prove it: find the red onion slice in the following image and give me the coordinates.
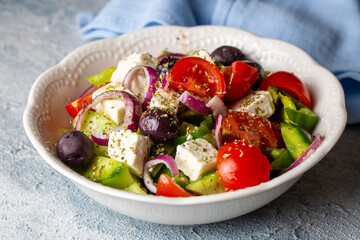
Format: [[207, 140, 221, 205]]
[[143, 155, 179, 194], [67, 84, 96, 103], [122, 65, 159, 110], [79, 85, 96, 98], [91, 130, 109, 146], [285, 134, 323, 172], [75, 90, 141, 132], [157, 53, 186, 62], [206, 95, 229, 117], [162, 73, 169, 90], [214, 114, 223, 149], [179, 91, 210, 115]]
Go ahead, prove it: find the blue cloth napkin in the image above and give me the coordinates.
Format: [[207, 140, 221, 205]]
[[77, 0, 360, 124]]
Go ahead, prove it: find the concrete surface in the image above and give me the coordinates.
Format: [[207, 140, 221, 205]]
[[1, 0, 359, 239]]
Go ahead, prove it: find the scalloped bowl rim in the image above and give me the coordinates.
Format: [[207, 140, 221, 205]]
[[23, 26, 346, 207]]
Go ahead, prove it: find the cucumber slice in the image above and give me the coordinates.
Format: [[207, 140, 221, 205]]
[[186, 172, 225, 195], [122, 182, 147, 195], [94, 144, 109, 157], [76, 110, 117, 138], [100, 163, 135, 189], [81, 156, 150, 194], [266, 147, 295, 170], [82, 156, 120, 181], [82, 156, 134, 188]]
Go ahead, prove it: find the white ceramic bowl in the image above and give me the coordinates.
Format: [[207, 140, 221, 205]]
[[23, 26, 347, 225]]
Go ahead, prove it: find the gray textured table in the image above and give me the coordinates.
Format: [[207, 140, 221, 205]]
[[1, 1, 359, 239]]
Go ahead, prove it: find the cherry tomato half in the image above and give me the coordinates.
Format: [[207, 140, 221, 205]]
[[156, 174, 194, 197], [168, 57, 226, 99], [259, 71, 311, 108], [217, 141, 272, 191], [221, 61, 259, 102], [221, 112, 277, 148]]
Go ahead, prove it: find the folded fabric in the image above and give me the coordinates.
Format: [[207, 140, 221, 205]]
[[78, 0, 360, 124]]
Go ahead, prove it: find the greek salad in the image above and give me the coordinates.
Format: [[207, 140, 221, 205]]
[[56, 46, 322, 197]]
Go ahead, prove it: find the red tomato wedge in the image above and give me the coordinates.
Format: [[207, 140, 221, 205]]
[[217, 141, 272, 191], [259, 71, 312, 108], [65, 84, 107, 118], [66, 95, 93, 118], [221, 61, 258, 102], [221, 112, 277, 148], [156, 174, 194, 197], [168, 57, 226, 99]]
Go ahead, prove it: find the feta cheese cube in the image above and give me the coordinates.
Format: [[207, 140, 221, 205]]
[[94, 99, 125, 125], [175, 138, 218, 181], [92, 83, 134, 125], [229, 90, 275, 118], [108, 129, 151, 177], [192, 50, 215, 64], [149, 88, 181, 115], [110, 52, 157, 85]]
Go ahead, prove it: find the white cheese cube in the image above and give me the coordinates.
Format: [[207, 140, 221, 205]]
[[92, 83, 134, 125], [149, 88, 180, 115], [110, 52, 157, 85], [192, 50, 215, 64], [94, 100, 125, 125], [108, 129, 151, 177], [175, 138, 218, 181], [229, 90, 275, 118]]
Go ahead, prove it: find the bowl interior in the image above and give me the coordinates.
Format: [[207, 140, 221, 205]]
[[24, 26, 346, 206]]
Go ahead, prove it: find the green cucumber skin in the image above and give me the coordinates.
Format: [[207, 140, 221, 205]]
[[100, 163, 135, 189], [280, 122, 311, 160], [173, 171, 191, 189], [153, 165, 190, 189], [266, 147, 295, 170], [122, 182, 147, 194], [94, 144, 109, 157], [186, 172, 225, 195]]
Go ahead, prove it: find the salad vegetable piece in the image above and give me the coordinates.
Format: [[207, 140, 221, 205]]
[[56, 45, 322, 197], [259, 71, 312, 108]]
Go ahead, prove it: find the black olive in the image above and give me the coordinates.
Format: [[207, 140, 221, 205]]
[[139, 108, 179, 143], [56, 130, 94, 169], [156, 56, 179, 78], [210, 46, 246, 66]]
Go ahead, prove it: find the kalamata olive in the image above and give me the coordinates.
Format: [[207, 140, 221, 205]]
[[156, 56, 179, 78], [241, 60, 265, 90], [210, 46, 246, 66], [56, 130, 94, 169], [139, 108, 179, 143]]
